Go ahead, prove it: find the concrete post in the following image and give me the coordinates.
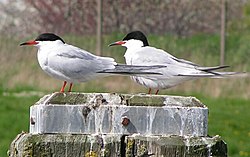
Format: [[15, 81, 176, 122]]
[[8, 93, 227, 157]]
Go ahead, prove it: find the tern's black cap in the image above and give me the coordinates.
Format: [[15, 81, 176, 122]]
[[35, 33, 65, 43], [122, 31, 149, 46]]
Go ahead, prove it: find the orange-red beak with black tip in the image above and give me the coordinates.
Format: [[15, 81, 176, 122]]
[[20, 40, 38, 46], [108, 41, 126, 47]]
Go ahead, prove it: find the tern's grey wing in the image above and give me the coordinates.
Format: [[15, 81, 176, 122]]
[[47, 46, 115, 81], [129, 47, 173, 65], [130, 47, 197, 67], [64, 44, 116, 65], [171, 57, 199, 66], [196, 65, 229, 71], [129, 63, 231, 81], [129, 47, 235, 78]]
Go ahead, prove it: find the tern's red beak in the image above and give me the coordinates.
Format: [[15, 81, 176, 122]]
[[108, 41, 126, 47], [20, 40, 38, 46]]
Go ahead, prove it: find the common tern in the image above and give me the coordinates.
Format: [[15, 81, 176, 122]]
[[20, 33, 163, 92], [109, 31, 241, 94]]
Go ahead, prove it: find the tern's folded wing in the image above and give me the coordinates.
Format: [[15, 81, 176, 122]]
[[98, 64, 165, 75]]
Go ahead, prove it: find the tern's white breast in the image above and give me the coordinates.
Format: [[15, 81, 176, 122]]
[[37, 49, 49, 71]]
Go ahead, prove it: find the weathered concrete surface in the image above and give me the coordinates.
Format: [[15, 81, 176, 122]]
[[8, 132, 121, 157], [9, 93, 227, 157], [30, 93, 208, 136], [9, 133, 227, 157], [126, 135, 227, 157]]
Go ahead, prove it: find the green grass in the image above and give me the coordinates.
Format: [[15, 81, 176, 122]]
[[0, 90, 40, 157], [195, 94, 250, 157]]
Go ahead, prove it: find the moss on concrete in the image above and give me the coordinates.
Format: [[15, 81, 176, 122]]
[[35, 93, 206, 108]]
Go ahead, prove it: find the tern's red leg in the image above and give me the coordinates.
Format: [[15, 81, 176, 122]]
[[148, 88, 152, 94], [60, 81, 67, 93], [155, 89, 159, 95], [68, 83, 73, 92]]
